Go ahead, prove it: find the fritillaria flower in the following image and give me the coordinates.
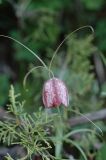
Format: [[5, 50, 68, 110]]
[[42, 78, 69, 108]]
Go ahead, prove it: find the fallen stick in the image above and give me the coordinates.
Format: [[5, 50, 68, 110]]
[[0, 108, 106, 126], [69, 109, 106, 126], [0, 108, 13, 121]]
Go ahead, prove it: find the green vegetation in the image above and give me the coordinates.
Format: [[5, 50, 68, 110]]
[[0, 0, 106, 159]]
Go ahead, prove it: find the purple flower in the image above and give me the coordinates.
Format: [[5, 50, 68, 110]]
[[42, 78, 69, 108]]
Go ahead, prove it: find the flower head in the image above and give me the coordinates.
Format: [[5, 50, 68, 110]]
[[42, 78, 69, 108]]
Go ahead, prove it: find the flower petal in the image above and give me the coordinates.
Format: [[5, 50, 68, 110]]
[[42, 78, 69, 108]]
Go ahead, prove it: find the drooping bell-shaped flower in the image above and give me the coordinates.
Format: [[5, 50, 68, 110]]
[[42, 78, 69, 108]]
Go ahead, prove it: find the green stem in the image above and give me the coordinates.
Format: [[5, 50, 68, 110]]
[[0, 35, 47, 68], [23, 65, 54, 88], [55, 107, 63, 159], [49, 25, 94, 75]]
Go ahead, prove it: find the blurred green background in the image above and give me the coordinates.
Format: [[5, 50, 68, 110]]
[[0, 0, 106, 159]]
